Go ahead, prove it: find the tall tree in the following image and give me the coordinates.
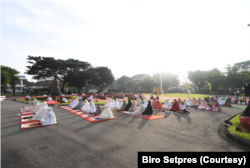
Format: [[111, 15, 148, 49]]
[[118, 76, 131, 91], [90, 66, 115, 92], [1, 65, 20, 95]]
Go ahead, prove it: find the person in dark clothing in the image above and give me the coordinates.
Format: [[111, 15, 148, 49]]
[[142, 100, 153, 115], [124, 98, 132, 111]]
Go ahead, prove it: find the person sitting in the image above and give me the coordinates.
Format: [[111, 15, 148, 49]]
[[105, 98, 112, 107], [154, 100, 163, 110], [189, 98, 194, 107], [212, 100, 221, 111], [46, 96, 52, 101], [71, 98, 79, 109], [135, 98, 140, 107], [151, 98, 157, 109], [72, 98, 83, 110], [25, 95, 31, 101], [197, 99, 208, 110], [218, 97, 224, 106], [225, 97, 232, 107], [240, 96, 246, 104], [99, 105, 114, 119], [177, 98, 182, 105], [231, 97, 237, 104], [60, 97, 68, 103], [142, 100, 153, 115], [177, 101, 190, 114], [124, 98, 132, 111], [198, 97, 201, 104], [118, 100, 127, 111], [85, 99, 96, 113], [143, 98, 148, 108], [58, 97, 64, 102], [92, 103, 103, 116], [40, 107, 57, 126], [156, 95, 159, 100], [162, 99, 171, 111], [170, 99, 180, 112], [131, 101, 145, 115], [118, 100, 123, 109], [82, 99, 90, 112], [193, 98, 199, 107], [31, 102, 49, 120], [66, 99, 76, 107], [183, 99, 190, 107], [129, 101, 137, 112], [150, 95, 154, 99]]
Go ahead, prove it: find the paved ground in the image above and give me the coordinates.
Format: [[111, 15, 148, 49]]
[[1, 99, 247, 168]]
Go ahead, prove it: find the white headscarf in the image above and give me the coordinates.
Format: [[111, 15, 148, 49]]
[[71, 99, 79, 109], [143, 98, 148, 108], [40, 107, 57, 126], [85, 99, 96, 113], [163, 99, 171, 110], [31, 102, 49, 120], [100, 105, 114, 119], [105, 98, 112, 107], [131, 101, 145, 115], [82, 99, 90, 111], [118, 100, 123, 109], [31, 101, 40, 113]]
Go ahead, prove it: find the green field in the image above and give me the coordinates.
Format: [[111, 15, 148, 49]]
[[228, 114, 250, 142]]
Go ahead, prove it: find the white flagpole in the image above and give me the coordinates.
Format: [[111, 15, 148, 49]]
[[161, 72, 162, 94]]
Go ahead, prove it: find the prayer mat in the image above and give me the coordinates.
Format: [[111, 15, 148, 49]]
[[115, 110, 164, 120], [20, 114, 58, 130], [20, 108, 32, 114], [44, 100, 58, 105], [231, 106, 246, 109], [59, 106, 117, 123]]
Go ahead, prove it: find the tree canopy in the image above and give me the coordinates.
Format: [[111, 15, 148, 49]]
[[1, 65, 20, 95]]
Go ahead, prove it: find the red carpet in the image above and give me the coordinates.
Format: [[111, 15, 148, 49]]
[[44, 100, 58, 105], [60, 106, 117, 123], [115, 110, 164, 120], [20, 109, 58, 130]]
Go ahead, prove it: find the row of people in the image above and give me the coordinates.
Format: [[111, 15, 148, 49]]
[[20, 99, 57, 126]]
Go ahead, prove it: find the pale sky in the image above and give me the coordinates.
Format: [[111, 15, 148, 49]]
[[1, 0, 250, 83]]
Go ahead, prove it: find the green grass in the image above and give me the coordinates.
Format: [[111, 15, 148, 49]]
[[142, 93, 211, 99], [228, 114, 250, 142]]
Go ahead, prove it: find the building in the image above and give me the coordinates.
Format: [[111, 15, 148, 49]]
[[6, 74, 29, 93]]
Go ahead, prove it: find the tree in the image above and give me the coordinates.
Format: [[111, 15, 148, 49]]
[[1, 65, 20, 95], [187, 70, 206, 90], [90, 66, 115, 92], [26, 56, 93, 95], [118, 76, 131, 91], [131, 74, 151, 81], [141, 76, 158, 90], [1, 71, 10, 88], [234, 60, 250, 72]]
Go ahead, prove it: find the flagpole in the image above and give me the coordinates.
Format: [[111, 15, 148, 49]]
[[160, 72, 162, 94]]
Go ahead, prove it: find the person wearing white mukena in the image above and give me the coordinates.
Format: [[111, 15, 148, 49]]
[[40, 107, 57, 126], [99, 105, 114, 119], [31, 102, 49, 120], [85, 99, 96, 113], [162, 99, 171, 111], [82, 99, 90, 112], [143, 98, 148, 108]]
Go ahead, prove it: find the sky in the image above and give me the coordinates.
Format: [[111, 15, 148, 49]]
[[1, 0, 250, 83]]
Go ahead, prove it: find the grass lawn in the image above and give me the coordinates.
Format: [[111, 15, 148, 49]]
[[228, 114, 250, 142], [142, 93, 211, 99]]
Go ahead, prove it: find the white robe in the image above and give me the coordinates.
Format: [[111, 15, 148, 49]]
[[100, 105, 114, 119], [85, 100, 96, 113], [31, 101, 40, 114], [105, 98, 112, 107], [131, 102, 145, 115], [110, 100, 115, 109], [71, 99, 79, 109], [189, 99, 194, 106], [31, 102, 49, 120], [82, 99, 90, 111], [47, 97, 52, 101], [163, 99, 171, 110], [218, 98, 224, 106], [179, 104, 187, 111], [143, 99, 148, 108], [40, 108, 57, 126]]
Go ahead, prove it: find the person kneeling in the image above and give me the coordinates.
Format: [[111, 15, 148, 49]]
[[177, 101, 190, 114], [40, 107, 57, 126]]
